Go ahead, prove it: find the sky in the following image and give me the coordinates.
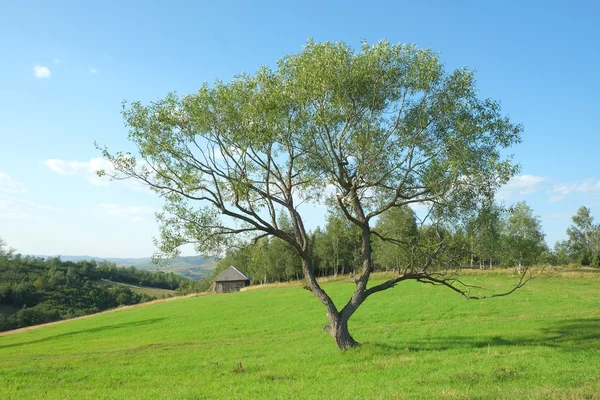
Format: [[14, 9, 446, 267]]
[[1, 0, 599, 257]]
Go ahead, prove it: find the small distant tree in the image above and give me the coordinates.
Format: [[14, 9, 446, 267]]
[[0, 237, 15, 260], [564, 206, 600, 266], [315, 211, 360, 277], [372, 206, 418, 272], [501, 201, 546, 268], [100, 40, 527, 350], [465, 203, 503, 268]]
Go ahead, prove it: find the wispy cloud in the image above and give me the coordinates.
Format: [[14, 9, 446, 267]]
[[0, 212, 31, 219], [33, 65, 51, 78], [98, 203, 154, 222], [0, 194, 64, 217], [53, 57, 60, 64], [550, 178, 600, 196], [497, 174, 550, 200], [548, 195, 565, 203], [89, 68, 98, 74], [44, 157, 114, 186], [0, 172, 28, 194], [44, 157, 151, 192]]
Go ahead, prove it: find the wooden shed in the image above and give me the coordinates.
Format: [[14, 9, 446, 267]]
[[212, 266, 251, 293]]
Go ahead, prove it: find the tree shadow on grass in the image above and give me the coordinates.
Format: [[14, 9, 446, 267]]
[[364, 317, 600, 353], [0, 317, 165, 350]]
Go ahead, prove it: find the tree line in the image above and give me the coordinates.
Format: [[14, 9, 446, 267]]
[[0, 241, 200, 332], [201, 203, 598, 286]]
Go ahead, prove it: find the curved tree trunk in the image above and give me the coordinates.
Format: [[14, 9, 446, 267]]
[[324, 312, 359, 350], [296, 255, 359, 350]]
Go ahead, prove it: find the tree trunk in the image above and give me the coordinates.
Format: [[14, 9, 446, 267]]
[[325, 312, 359, 350]]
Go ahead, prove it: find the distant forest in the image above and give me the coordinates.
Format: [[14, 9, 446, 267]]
[[0, 245, 204, 332]]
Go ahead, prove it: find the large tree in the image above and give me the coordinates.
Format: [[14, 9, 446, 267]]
[[100, 40, 525, 350]]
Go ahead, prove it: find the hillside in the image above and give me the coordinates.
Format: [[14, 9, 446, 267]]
[[1, 272, 600, 399], [95, 279, 177, 299], [31, 255, 216, 280], [121, 256, 217, 280]]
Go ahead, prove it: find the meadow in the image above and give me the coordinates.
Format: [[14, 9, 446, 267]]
[[1, 270, 599, 399]]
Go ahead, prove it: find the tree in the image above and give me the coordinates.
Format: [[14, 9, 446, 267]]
[[315, 211, 361, 277], [564, 206, 600, 266], [0, 237, 15, 261], [501, 201, 546, 268], [372, 206, 418, 272], [100, 40, 525, 350], [464, 203, 503, 269]]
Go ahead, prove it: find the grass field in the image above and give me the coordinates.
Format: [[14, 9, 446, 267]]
[[1, 271, 599, 399]]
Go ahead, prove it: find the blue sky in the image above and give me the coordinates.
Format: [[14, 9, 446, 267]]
[[1, 0, 599, 257]]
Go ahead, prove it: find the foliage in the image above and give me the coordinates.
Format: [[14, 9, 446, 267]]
[[556, 206, 600, 266], [463, 203, 503, 268], [499, 201, 546, 267], [372, 206, 418, 272], [100, 39, 522, 349], [0, 240, 201, 332]]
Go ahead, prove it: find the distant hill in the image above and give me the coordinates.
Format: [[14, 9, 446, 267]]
[[30, 254, 217, 280], [117, 256, 217, 280], [31, 255, 154, 264]]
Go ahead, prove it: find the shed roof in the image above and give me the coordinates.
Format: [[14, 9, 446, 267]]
[[213, 266, 251, 282]]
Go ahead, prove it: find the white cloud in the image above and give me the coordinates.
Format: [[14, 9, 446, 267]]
[[0, 194, 63, 217], [89, 68, 98, 74], [550, 178, 600, 195], [497, 174, 549, 200], [507, 175, 549, 194], [45, 157, 114, 186], [33, 65, 51, 78], [0, 173, 28, 194], [44, 157, 151, 193], [551, 183, 576, 195], [0, 212, 31, 219], [548, 195, 565, 203], [98, 203, 154, 222]]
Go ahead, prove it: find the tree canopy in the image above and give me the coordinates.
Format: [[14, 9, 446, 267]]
[[501, 201, 546, 268], [555, 206, 600, 266], [100, 40, 524, 350]]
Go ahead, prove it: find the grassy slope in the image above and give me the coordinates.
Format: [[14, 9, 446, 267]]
[[1, 272, 599, 399]]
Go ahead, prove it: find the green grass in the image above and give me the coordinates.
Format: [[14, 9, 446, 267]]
[[1, 272, 599, 399]]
